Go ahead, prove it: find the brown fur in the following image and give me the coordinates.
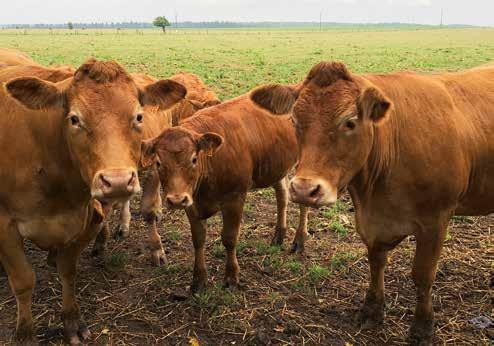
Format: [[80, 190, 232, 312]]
[[0, 61, 185, 343], [0, 48, 40, 67], [250, 61, 494, 344], [142, 93, 310, 292]]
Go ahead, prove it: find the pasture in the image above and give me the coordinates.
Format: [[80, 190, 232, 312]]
[[0, 27, 493, 345]]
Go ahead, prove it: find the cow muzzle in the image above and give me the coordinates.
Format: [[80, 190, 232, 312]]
[[92, 169, 140, 200], [289, 176, 337, 207], [165, 193, 193, 209]]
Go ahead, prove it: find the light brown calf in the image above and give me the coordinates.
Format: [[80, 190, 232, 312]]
[[0, 60, 185, 344], [251, 61, 494, 345], [141, 94, 309, 292]]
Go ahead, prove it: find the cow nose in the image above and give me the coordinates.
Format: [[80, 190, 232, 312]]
[[289, 176, 336, 207], [93, 169, 139, 199], [166, 194, 191, 209]]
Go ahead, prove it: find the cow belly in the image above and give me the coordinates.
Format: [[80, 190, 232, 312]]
[[17, 212, 87, 250]]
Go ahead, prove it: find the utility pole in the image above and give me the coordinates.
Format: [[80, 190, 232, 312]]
[[175, 12, 178, 29], [440, 8, 444, 27], [319, 9, 323, 31]]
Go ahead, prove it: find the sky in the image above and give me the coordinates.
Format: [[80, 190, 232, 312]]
[[0, 0, 492, 26]]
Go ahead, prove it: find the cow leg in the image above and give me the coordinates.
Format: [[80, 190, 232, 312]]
[[221, 195, 245, 289], [56, 248, 91, 346], [114, 200, 131, 239], [358, 244, 389, 330], [141, 166, 165, 266], [409, 216, 449, 345], [290, 205, 309, 254], [90, 222, 110, 259], [186, 207, 208, 293], [271, 178, 288, 246], [0, 219, 37, 344]]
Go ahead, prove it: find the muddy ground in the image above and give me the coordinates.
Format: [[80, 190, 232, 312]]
[[0, 190, 492, 345]]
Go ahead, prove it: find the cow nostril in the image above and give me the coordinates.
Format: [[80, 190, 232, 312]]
[[166, 197, 174, 205], [100, 174, 111, 188], [181, 196, 189, 205], [309, 184, 321, 198]]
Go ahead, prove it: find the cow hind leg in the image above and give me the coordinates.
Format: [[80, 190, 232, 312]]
[[90, 222, 110, 259], [186, 208, 208, 293], [114, 200, 131, 239], [221, 196, 245, 289], [0, 219, 37, 343], [290, 205, 309, 254], [141, 167, 166, 266], [409, 214, 449, 345], [271, 178, 288, 246]]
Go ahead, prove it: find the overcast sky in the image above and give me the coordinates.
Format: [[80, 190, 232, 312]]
[[1, 0, 492, 26]]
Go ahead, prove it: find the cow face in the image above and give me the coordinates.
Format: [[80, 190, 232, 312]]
[[6, 59, 186, 203], [141, 127, 223, 209], [250, 62, 391, 207]]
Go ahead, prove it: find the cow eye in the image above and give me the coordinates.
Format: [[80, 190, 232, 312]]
[[136, 113, 144, 123], [191, 154, 198, 166], [343, 119, 356, 131]]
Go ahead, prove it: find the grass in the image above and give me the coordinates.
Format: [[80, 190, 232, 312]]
[[1, 28, 493, 101], [106, 251, 128, 269]]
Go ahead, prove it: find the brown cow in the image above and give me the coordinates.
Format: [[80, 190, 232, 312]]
[[140, 94, 310, 292], [0, 47, 39, 67], [0, 47, 75, 75], [95, 72, 221, 266], [0, 59, 185, 344], [250, 61, 494, 345]]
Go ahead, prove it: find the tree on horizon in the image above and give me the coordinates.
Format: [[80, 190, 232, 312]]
[[153, 16, 171, 34]]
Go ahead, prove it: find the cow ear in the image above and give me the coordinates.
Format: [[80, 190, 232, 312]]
[[140, 79, 187, 110], [250, 84, 298, 115], [5, 77, 64, 110], [204, 99, 221, 107], [197, 132, 223, 156], [358, 87, 392, 125], [140, 138, 158, 168]]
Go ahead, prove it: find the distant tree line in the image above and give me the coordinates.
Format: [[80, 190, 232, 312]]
[[0, 21, 476, 30]]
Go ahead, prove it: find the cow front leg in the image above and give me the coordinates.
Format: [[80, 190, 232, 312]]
[[409, 215, 449, 345], [358, 244, 389, 330], [290, 205, 309, 254], [56, 247, 91, 345], [221, 195, 245, 289], [141, 166, 165, 266], [186, 207, 208, 293], [271, 178, 288, 246], [0, 219, 37, 344]]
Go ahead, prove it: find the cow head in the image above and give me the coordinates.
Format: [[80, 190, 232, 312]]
[[141, 127, 223, 209], [250, 61, 392, 207], [5, 58, 186, 203]]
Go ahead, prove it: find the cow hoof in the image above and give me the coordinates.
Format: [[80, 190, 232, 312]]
[[289, 241, 305, 254], [271, 227, 287, 246], [190, 280, 206, 294], [357, 306, 384, 330], [223, 277, 240, 290], [64, 320, 91, 346], [15, 320, 37, 345], [113, 225, 129, 240], [409, 321, 434, 346], [151, 249, 167, 267]]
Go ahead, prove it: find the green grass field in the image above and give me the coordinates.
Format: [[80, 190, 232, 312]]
[[1, 28, 493, 99]]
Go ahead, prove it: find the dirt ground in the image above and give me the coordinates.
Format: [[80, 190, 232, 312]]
[[0, 190, 492, 345]]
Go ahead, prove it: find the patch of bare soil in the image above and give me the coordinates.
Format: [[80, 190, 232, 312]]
[[0, 191, 492, 345]]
